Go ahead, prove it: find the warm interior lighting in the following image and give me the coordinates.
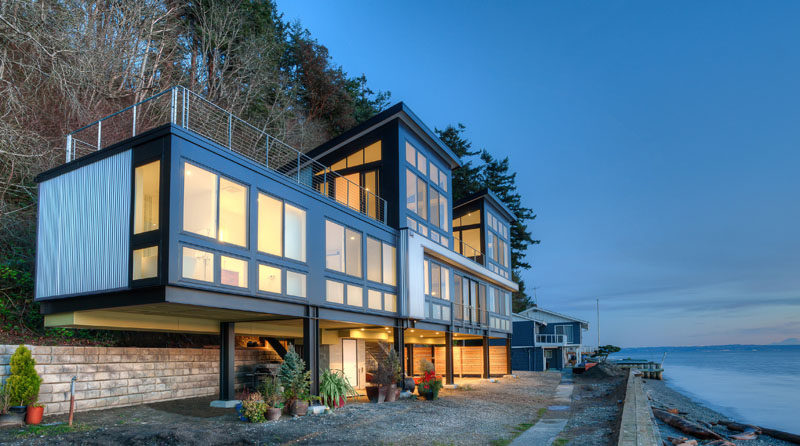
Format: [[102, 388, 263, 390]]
[[360, 328, 365, 331], [410, 329, 415, 332]]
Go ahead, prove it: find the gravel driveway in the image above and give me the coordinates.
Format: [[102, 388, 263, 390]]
[[0, 372, 561, 446]]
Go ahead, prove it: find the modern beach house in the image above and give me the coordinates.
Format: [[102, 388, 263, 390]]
[[33, 87, 518, 403], [511, 307, 589, 371]]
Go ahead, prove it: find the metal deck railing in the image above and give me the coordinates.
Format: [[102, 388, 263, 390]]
[[65, 86, 387, 224], [452, 234, 484, 265], [536, 334, 567, 345]]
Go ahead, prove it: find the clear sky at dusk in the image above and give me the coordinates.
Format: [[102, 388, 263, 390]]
[[277, 1, 800, 347]]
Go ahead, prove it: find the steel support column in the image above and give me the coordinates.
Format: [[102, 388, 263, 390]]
[[482, 336, 490, 378], [407, 342, 415, 376], [393, 321, 405, 378], [303, 306, 320, 396], [219, 322, 235, 400], [445, 332, 454, 385], [507, 334, 513, 375]]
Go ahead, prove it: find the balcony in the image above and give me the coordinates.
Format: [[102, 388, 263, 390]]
[[536, 334, 567, 346], [64, 86, 387, 224]]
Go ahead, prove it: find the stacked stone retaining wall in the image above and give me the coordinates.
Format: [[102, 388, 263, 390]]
[[0, 345, 280, 415]]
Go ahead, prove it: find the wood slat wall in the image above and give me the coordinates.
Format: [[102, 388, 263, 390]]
[[407, 345, 507, 377]]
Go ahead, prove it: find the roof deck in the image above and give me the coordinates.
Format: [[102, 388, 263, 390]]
[[65, 86, 387, 224]]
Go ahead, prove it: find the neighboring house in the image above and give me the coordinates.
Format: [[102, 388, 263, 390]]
[[511, 307, 589, 371], [33, 87, 519, 403]]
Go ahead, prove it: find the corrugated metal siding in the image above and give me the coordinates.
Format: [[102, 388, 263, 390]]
[[36, 151, 132, 298]]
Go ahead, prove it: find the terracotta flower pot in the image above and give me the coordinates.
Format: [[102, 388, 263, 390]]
[[290, 400, 308, 416], [25, 406, 44, 425], [266, 407, 281, 421]]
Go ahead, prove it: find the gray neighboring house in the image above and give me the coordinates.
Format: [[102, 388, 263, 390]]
[[511, 307, 589, 371]]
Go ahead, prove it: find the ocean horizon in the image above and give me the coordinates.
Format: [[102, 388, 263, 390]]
[[610, 344, 800, 433]]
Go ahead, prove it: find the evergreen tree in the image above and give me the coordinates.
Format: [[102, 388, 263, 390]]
[[435, 124, 483, 203]]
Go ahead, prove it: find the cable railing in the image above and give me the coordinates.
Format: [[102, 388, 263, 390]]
[[452, 235, 484, 265], [65, 86, 387, 224], [452, 303, 488, 327]]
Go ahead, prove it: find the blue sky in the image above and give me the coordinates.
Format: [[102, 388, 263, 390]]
[[277, 1, 800, 347]]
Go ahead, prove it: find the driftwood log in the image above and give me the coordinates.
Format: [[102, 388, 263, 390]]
[[718, 420, 800, 445], [652, 408, 724, 440]]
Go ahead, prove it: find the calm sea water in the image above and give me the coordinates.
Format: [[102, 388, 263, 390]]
[[609, 345, 800, 433]]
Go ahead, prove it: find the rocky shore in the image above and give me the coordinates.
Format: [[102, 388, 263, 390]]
[[643, 378, 796, 446]]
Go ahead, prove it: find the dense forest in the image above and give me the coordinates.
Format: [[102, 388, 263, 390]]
[[0, 0, 537, 344]]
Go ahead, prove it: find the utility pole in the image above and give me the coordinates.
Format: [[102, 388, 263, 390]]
[[531, 286, 539, 307], [596, 298, 600, 351]]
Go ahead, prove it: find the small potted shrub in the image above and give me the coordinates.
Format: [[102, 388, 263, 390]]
[[374, 349, 401, 403], [5, 346, 42, 419], [240, 391, 268, 423], [260, 376, 283, 421], [319, 369, 355, 409], [417, 359, 443, 400], [279, 350, 311, 416]]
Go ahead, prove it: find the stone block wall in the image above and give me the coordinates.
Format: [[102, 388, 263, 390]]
[[0, 345, 281, 415]]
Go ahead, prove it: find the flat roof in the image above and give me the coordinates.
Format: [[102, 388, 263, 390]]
[[305, 102, 462, 169], [454, 188, 516, 222]]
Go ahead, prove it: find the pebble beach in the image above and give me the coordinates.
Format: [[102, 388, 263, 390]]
[[643, 378, 796, 446]]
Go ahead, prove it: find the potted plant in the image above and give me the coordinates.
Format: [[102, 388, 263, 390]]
[[5, 346, 42, 419], [240, 391, 268, 423], [25, 402, 44, 425], [279, 350, 311, 416], [0, 383, 23, 427], [260, 376, 283, 421], [374, 349, 401, 403], [319, 369, 355, 409], [417, 360, 443, 400]]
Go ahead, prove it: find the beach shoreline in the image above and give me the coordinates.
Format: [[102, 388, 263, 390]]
[[643, 377, 795, 446]]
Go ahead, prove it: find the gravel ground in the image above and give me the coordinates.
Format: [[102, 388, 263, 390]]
[[644, 378, 795, 446], [560, 371, 626, 446], [0, 372, 561, 446]]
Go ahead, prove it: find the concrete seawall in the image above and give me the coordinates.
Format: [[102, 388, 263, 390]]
[[617, 370, 660, 446]]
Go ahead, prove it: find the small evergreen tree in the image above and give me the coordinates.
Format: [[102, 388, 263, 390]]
[[279, 349, 310, 402], [5, 345, 41, 406]]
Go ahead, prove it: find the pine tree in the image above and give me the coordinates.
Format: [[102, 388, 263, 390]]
[[435, 124, 483, 203], [5, 345, 42, 406]]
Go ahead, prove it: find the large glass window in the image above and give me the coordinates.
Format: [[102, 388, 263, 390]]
[[132, 246, 158, 280], [382, 243, 396, 286], [366, 237, 382, 282], [286, 271, 306, 297], [325, 220, 362, 278], [134, 161, 160, 234], [326, 280, 344, 304], [430, 263, 441, 298], [416, 177, 427, 219], [346, 284, 363, 307], [221, 256, 247, 288], [284, 204, 306, 262], [182, 247, 213, 282], [441, 266, 450, 300], [345, 228, 362, 277], [430, 189, 440, 229], [258, 264, 281, 294], [417, 152, 427, 176], [326, 221, 345, 272], [406, 142, 416, 167], [439, 171, 447, 192], [183, 163, 217, 238], [439, 196, 448, 231], [258, 194, 282, 256], [406, 169, 417, 213], [219, 178, 247, 247]]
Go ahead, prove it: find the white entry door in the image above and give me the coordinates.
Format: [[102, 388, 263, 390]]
[[342, 339, 358, 387]]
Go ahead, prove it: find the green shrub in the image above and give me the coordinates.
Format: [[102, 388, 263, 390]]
[[240, 392, 267, 423], [374, 349, 401, 386], [5, 345, 42, 406], [319, 368, 355, 409], [279, 350, 311, 403]]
